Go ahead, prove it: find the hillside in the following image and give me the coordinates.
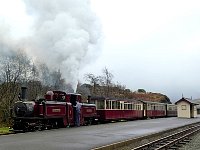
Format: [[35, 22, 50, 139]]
[[78, 84, 171, 103], [128, 92, 171, 103]]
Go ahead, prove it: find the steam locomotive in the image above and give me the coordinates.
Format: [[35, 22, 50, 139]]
[[12, 87, 177, 131], [13, 87, 97, 131]]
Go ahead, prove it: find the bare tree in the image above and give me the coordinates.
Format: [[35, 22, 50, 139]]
[[102, 67, 113, 97], [83, 67, 134, 99], [0, 50, 33, 123], [38, 63, 51, 86], [84, 73, 100, 95]]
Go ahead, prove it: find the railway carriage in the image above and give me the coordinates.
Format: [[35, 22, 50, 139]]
[[166, 104, 177, 117], [142, 101, 167, 118], [90, 97, 143, 121]]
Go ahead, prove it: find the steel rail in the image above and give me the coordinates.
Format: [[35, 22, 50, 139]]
[[155, 128, 200, 150], [132, 124, 200, 150]]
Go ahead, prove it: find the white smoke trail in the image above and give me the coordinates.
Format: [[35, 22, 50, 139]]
[[23, 0, 101, 90], [0, 0, 101, 90]]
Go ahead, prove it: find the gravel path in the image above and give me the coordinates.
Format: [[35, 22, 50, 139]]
[[180, 133, 200, 150]]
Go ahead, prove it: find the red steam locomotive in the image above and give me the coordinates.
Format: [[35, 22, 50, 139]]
[[13, 88, 97, 131], [12, 88, 177, 131]]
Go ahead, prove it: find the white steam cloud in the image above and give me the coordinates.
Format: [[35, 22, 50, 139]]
[[0, 0, 101, 90]]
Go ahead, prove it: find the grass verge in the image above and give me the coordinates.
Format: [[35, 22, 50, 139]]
[[0, 127, 12, 135]]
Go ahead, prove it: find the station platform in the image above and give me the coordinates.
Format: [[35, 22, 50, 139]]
[[0, 116, 200, 150]]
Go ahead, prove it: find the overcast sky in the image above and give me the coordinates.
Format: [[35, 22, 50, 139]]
[[80, 0, 200, 101], [0, 0, 200, 101]]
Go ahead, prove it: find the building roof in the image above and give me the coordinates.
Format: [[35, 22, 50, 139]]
[[192, 98, 200, 104], [175, 97, 199, 105]]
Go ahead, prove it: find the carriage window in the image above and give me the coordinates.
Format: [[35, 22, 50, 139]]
[[106, 100, 112, 109], [135, 104, 139, 110], [106, 101, 109, 109], [133, 104, 135, 110], [157, 105, 160, 110], [112, 101, 117, 109], [117, 101, 120, 109], [138, 105, 141, 110], [111, 101, 120, 110], [148, 104, 151, 110], [135, 105, 137, 110], [128, 103, 132, 109], [124, 104, 128, 110], [97, 100, 105, 109], [120, 102, 123, 110], [171, 105, 176, 111]]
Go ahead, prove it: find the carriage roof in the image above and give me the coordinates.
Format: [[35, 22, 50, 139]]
[[90, 96, 142, 103]]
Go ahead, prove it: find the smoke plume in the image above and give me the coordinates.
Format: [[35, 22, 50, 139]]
[[0, 0, 101, 90]]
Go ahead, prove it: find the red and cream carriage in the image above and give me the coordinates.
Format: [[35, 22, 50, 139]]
[[90, 97, 144, 121], [141, 101, 167, 118]]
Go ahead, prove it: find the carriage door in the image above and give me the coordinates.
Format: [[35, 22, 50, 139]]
[[143, 103, 147, 118], [120, 101, 124, 118], [67, 104, 74, 126]]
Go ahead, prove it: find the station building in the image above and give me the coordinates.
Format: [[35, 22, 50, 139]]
[[175, 98, 199, 118]]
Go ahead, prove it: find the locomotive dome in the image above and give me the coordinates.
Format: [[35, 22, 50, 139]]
[[46, 91, 54, 95]]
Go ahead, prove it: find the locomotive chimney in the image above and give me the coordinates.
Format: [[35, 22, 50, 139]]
[[87, 95, 91, 104], [21, 86, 27, 101]]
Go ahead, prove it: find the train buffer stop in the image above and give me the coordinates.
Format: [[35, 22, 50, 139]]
[[175, 97, 199, 118]]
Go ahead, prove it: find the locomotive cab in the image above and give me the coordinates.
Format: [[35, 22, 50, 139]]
[[44, 91, 82, 103], [45, 91, 66, 101], [66, 93, 82, 102]]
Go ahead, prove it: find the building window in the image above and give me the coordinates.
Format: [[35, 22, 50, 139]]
[[181, 105, 187, 110]]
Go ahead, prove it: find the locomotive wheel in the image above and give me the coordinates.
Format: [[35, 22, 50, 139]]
[[51, 121, 58, 129], [88, 119, 92, 125], [67, 123, 70, 128]]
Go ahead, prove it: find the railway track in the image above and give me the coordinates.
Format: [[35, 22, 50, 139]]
[[92, 122, 200, 150], [132, 124, 200, 150]]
